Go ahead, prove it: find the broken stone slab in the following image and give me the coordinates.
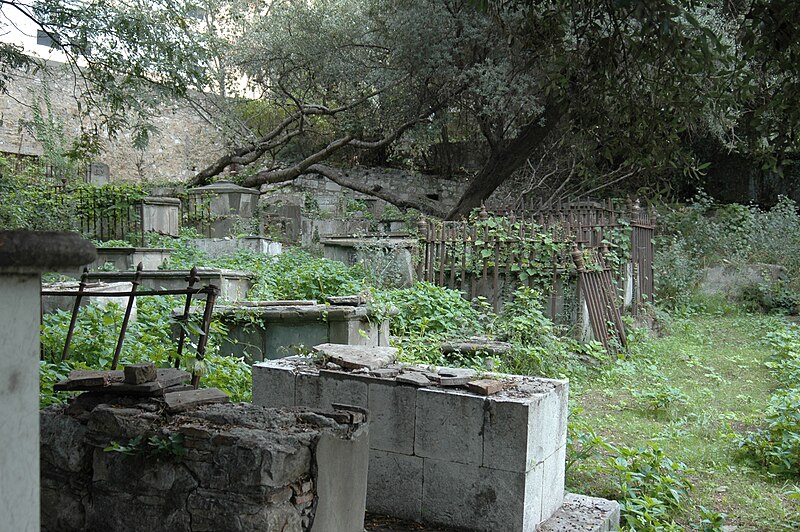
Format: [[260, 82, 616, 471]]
[[435, 367, 478, 387], [395, 372, 431, 387], [313, 343, 397, 371], [123, 363, 157, 385], [440, 337, 513, 356], [464, 378, 507, 396], [54, 368, 191, 396], [369, 368, 400, 379], [537, 493, 620, 532], [326, 295, 369, 306], [163, 388, 230, 413], [55, 370, 121, 390]]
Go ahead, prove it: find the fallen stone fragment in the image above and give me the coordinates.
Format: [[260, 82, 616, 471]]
[[163, 388, 230, 413], [436, 367, 478, 386], [313, 343, 397, 370], [465, 379, 507, 396], [123, 362, 157, 384], [440, 338, 513, 356], [395, 372, 432, 387], [54, 368, 190, 395], [369, 367, 400, 379], [54, 370, 119, 390], [326, 295, 367, 306]]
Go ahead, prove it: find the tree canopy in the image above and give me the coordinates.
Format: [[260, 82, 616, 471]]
[[4, 0, 800, 217]]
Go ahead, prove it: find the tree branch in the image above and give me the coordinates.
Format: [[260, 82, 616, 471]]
[[305, 164, 449, 218]]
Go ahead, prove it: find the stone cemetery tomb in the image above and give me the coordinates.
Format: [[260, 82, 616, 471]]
[[88, 267, 252, 301], [197, 298, 392, 362], [187, 181, 260, 237], [253, 345, 619, 531]]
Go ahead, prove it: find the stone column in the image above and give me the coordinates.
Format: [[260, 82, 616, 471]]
[[0, 231, 95, 532]]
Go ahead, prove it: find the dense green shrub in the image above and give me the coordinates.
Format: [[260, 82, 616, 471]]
[[657, 194, 800, 310], [738, 323, 800, 476], [654, 236, 702, 310], [154, 233, 366, 301], [40, 297, 251, 405], [376, 282, 480, 336], [495, 287, 573, 376], [0, 157, 79, 231], [568, 414, 724, 531]]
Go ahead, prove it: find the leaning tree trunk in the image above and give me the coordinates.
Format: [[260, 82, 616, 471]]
[[446, 105, 563, 220]]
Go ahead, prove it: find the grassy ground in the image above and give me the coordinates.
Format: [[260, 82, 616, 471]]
[[568, 312, 800, 531]]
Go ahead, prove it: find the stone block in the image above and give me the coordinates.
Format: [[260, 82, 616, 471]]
[[123, 363, 157, 384], [187, 490, 302, 532], [328, 319, 377, 346], [414, 387, 485, 465], [378, 320, 390, 346], [482, 378, 568, 472], [220, 324, 266, 362], [368, 382, 416, 454], [538, 493, 620, 532], [295, 371, 368, 410], [421, 458, 543, 532], [252, 361, 297, 408], [367, 450, 423, 522], [541, 445, 566, 520]]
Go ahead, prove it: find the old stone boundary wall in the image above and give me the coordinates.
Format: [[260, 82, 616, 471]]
[[263, 167, 469, 218], [1, 63, 476, 214], [0, 63, 225, 183]]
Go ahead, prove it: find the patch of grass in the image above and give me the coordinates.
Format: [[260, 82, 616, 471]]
[[569, 313, 800, 531]]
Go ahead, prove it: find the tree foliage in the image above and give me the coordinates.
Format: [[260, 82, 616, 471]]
[[4, 0, 800, 216]]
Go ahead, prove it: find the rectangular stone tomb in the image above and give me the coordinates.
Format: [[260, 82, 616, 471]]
[[190, 236, 282, 258], [252, 358, 569, 531], [40, 398, 369, 532], [87, 267, 252, 301], [188, 302, 391, 362], [41, 281, 138, 317]]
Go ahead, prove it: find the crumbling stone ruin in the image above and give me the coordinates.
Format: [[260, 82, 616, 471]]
[[40, 396, 369, 531]]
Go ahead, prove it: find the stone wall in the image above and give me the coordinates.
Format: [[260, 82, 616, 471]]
[[40, 398, 369, 532], [261, 167, 469, 220], [0, 64, 225, 183]]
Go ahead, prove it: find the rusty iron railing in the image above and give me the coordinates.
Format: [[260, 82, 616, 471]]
[[41, 265, 219, 389]]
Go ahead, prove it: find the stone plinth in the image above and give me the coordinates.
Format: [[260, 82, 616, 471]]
[[187, 181, 261, 238], [0, 231, 96, 532], [140, 197, 181, 236], [190, 236, 282, 258], [41, 281, 137, 320], [87, 268, 252, 301], [40, 399, 369, 532], [187, 302, 391, 362], [320, 235, 417, 287], [91, 247, 174, 271], [253, 357, 569, 531]]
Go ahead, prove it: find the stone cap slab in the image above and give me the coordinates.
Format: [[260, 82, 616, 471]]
[[0, 231, 96, 270], [313, 343, 397, 370], [254, 357, 567, 400]]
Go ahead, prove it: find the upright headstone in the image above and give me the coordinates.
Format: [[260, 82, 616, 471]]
[[0, 231, 95, 532]]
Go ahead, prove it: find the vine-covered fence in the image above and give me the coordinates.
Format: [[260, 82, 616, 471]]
[[67, 185, 148, 243], [418, 200, 654, 342]]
